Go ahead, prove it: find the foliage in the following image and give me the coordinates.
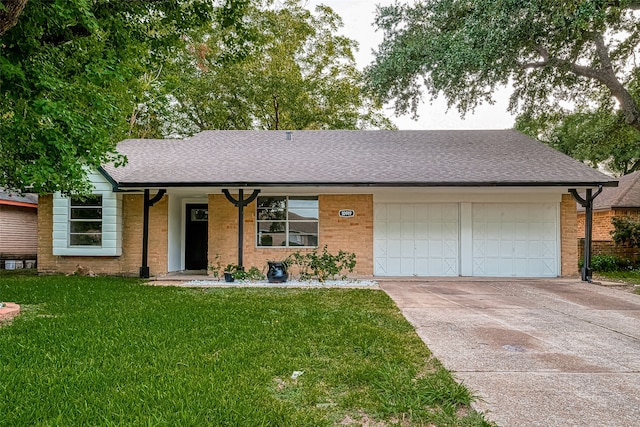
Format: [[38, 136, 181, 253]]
[[222, 263, 264, 281], [580, 254, 630, 271], [0, 0, 219, 194], [133, 0, 395, 137], [0, 275, 493, 426], [611, 216, 640, 248], [1, 0, 393, 194], [208, 254, 223, 279], [366, 0, 640, 147], [596, 270, 640, 292], [287, 245, 356, 282], [244, 266, 265, 281], [516, 106, 640, 176]]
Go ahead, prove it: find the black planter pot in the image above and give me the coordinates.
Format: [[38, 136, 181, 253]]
[[224, 272, 234, 282], [267, 262, 288, 283]]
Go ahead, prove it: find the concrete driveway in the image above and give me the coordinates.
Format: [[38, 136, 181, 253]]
[[381, 279, 640, 427]]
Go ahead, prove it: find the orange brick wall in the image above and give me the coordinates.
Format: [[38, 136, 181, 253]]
[[38, 194, 168, 276], [577, 209, 640, 241], [208, 194, 374, 277], [560, 193, 579, 277]]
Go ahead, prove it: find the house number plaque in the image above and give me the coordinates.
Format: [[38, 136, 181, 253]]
[[338, 209, 355, 218]]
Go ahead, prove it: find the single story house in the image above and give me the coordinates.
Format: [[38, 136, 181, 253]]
[[38, 130, 616, 278], [1, 190, 38, 268], [577, 170, 640, 259], [577, 170, 640, 240]]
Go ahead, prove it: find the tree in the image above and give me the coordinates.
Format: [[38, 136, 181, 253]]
[[132, 0, 393, 137], [0, 0, 28, 36], [515, 105, 640, 176], [365, 0, 640, 135], [0, 0, 222, 194]]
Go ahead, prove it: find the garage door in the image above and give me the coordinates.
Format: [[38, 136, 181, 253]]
[[374, 203, 459, 276], [472, 203, 558, 277]]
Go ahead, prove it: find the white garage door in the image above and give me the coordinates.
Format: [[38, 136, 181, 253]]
[[374, 203, 459, 276], [472, 203, 558, 277]]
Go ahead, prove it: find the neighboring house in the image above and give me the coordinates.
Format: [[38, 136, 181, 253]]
[[38, 130, 616, 278], [0, 190, 38, 268], [577, 170, 640, 259]]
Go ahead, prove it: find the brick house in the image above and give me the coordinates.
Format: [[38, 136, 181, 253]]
[[1, 190, 38, 268], [577, 170, 640, 259], [38, 130, 616, 278]]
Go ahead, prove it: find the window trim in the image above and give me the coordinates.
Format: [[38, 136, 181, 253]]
[[52, 191, 122, 256], [256, 195, 319, 248], [69, 195, 103, 247]]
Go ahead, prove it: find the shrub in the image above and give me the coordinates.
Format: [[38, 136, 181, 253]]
[[581, 255, 629, 272], [611, 216, 640, 248], [287, 245, 356, 281]]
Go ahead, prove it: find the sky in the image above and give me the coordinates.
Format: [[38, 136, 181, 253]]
[[306, 0, 515, 130]]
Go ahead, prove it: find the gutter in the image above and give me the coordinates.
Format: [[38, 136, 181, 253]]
[[109, 180, 619, 189]]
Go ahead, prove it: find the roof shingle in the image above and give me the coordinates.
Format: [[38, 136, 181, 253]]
[[101, 130, 616, 188]]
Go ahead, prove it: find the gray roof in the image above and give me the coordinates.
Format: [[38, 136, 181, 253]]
[[101, 130, 617, 188], [578, 170, 640, 211], [0, 189, 38, 206]]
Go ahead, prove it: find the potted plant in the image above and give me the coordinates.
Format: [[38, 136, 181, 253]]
[[266, 260, 288, 283], [224, 263, 241, 282], [224, 264, 250, 282]]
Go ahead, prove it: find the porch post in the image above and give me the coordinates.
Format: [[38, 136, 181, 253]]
[[569, 186, 603, 282], [222, 189, 260, 267], [140, 189, 167, 278]]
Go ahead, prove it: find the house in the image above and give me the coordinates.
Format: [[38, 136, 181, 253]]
[[1, 190, 38, 269], [577, 170, 640, 259], [37, 130, 617, 278]]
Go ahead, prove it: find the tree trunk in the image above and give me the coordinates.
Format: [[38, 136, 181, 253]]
[[0, 0, 28, 36]]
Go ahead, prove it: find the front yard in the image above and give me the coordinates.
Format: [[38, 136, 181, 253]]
[[0, 274, 493, 426]]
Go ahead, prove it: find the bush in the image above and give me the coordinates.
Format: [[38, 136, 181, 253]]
[[580, 254, 630, 272], [287, 245, 356, 281], [611, 216, 640, 248]]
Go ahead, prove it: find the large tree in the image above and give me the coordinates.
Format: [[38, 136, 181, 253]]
[[132, 0, 393, 137], [515, 104, 640, 176], [365, 0, 640, 138], [0, 0, 223, 194]]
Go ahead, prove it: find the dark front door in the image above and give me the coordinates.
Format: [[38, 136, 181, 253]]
[[185, 204, 208, 270]]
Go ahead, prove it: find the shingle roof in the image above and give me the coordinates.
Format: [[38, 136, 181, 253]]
[[0, 189, 38, 207], [578, 170, 640, 211], [101, 130, 616, 188]]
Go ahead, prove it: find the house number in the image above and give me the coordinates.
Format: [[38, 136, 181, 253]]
[[339, 209, 355, 217]]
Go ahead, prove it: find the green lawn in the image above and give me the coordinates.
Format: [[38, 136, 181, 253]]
[[595, 270, 640, 294], [0, 274, 493, 426]]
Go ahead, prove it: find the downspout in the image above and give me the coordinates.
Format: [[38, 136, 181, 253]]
[[140, 189, 167, 278], [222, 189, 260, 267], [569, 186, 603, 282]]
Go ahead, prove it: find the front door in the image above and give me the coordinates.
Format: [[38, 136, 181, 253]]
[[185, 204, 208, 270]]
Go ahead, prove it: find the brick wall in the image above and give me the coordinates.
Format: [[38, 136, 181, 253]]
[[560, 193, 579, 277], [38, 194, 168, 276], [577, 209, 640, 241], [208, 194, 374, 277], [578, 239, 640, 263]]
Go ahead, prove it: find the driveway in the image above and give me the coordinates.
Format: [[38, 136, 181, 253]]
[[381, 279, 640, 427]]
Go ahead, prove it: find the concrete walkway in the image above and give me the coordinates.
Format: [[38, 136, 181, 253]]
[[381, 279, 640, 427]]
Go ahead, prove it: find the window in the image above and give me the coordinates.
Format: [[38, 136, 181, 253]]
[[257, 196, 318, 247], [69, 195, 103, 246]]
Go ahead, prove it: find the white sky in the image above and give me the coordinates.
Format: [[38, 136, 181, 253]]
[[306, 0, 515, 130]]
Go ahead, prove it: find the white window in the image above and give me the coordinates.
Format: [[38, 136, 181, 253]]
[[69, 195, 103, 246], [256, 196, 318, 247], [53, 191, 122, 257]]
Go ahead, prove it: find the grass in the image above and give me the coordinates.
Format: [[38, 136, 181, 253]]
[[595, 270, 640, 294], [0, 274, 493, 426]]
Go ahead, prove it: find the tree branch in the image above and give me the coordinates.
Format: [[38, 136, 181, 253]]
[[0, 0, 28, 36], [520, 38, 640, 131]]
